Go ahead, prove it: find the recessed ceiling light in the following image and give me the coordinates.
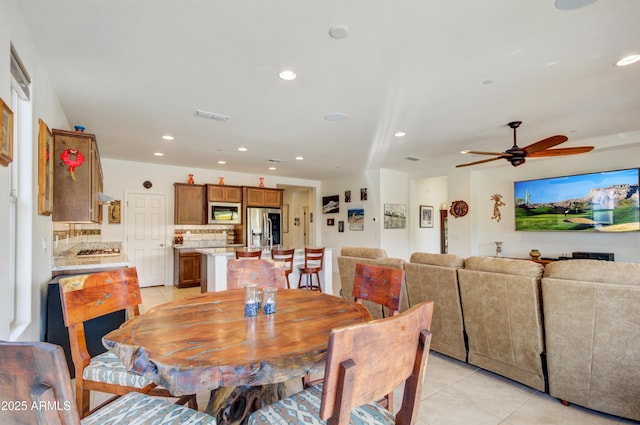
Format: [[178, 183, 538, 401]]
[[162, 135, 174, 140], [238, 147, 248, 152], [555, 0, 597, 10], [328, 25, 349, 39], [615, 54, 640, 67], [324, 112, 347, 121], [269, 167, 277, 171], [217, 160, 226, 165], [394, 131, 406, 137], [295, 156, 304, 161], [153, 152, 164, 156], [278, 70, 297, 81]]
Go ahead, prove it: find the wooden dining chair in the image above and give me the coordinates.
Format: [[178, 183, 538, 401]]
[[0, 340, 214, 425], [247, 301, 434, 425], [236, 249, 262, 259], [353, 262, 405, 318], [227, 258, 287, 289], [58, 267, 196, 418], [353, 262, 406, 409], [305, 263, 406, 406], [271, 248, 295, 288], [297, 247, 325, 291]]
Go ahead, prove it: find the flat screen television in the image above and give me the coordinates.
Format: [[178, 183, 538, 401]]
[[514, 168, 640, 232]]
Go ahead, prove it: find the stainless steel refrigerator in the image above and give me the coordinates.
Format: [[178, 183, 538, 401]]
[[246, 207, 282, 249]]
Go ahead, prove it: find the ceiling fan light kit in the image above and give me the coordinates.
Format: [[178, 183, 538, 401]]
[[456, 121, 594, 168]]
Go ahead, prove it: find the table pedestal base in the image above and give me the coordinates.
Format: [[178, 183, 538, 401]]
[[206, 383, 286, 425]]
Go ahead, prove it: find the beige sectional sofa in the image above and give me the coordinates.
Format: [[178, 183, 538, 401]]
[[337, 246, 640, 421], [458, 256, 546, 391], [404, 252, 467, 362], [542, 259, 640, 421], [337, 247, 407, 319]]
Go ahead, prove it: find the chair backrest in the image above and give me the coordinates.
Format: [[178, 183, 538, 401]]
[[59, 268, 142, 381], [271, 248, 295, 274], [304, 247, 324, 269], [319, 302, 434, 425], [0, 340, 81, 425], [227, 258, 287, 289], [352, 263, 405, 317], [236, 249, 262, 259], [59, 267, 142, 326]]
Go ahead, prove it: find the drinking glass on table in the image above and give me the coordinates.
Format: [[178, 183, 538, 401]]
[[244, 284, 259, 317], [263, 287, 277, 314]]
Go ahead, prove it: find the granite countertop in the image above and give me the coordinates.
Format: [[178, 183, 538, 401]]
[[173, 242, 243, 250], [52, 242, 130, 272]]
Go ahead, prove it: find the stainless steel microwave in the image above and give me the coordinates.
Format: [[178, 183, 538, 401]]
[[208, 202, 242, 224]]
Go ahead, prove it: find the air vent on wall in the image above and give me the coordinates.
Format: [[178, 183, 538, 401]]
[[193, 110, 230, 122]]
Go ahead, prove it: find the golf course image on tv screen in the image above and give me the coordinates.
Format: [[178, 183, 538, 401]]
[[514, 168, 639, 232]]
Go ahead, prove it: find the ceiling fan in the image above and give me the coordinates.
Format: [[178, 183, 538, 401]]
[[456, 121, 594, 168]]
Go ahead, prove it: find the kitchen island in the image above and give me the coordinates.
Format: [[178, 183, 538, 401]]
[[198, 247, 333, 295]]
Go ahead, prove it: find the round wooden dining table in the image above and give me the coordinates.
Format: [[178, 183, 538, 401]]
[[103, 289, 372, 424]]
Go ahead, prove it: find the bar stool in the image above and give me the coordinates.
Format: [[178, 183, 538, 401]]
[[271, 248, 295, 288], [297, 247, 324, 292], [236, 249, 262, 259]]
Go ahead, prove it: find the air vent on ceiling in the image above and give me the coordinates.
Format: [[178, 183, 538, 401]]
[[267, 158, 284, 163], [193, 109, 230, 122], [405, 156, 421, 162]]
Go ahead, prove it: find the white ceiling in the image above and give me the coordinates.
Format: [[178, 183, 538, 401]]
[[17, 0, 640, 180]]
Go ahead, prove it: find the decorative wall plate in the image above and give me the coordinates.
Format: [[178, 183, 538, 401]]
[[450, 200, 469, 218]]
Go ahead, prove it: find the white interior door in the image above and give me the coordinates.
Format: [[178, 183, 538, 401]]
[[125, 192, 167, 287]]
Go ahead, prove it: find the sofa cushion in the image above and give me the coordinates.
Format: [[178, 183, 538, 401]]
[[542, 259, 640, 421], [458, 256, 545, 391], [405, 252, 466, 361]]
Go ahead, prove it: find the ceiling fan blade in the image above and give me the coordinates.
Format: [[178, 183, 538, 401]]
[[522, 135, 568, 155], [455, 157, 504, 168], [528, 146, 594, 157], [461, 150, 510, 156]]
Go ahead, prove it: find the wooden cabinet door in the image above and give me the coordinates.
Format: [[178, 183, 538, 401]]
[[263, 189, 282, 207], [245, 188, 265, 207], [207, 185, 242, 203], [52, 129, 100, 223], [174, 183, 205, 224], [244, 187, 283, 207], [223, 186, 242, 203], [177, 252, 201, 288]]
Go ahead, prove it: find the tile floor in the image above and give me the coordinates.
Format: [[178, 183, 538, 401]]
[[96, 285, 637, 424]]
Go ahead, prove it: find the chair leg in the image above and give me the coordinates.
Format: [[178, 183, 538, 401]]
[[78, 387, 90, 419], [314, 272, 322, 292]]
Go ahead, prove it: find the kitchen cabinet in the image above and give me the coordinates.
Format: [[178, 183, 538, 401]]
[[244, 187, 283, 208], [174, 183, 205, 224], [173, 249, 202, 288], [207, 184, 242, 203], [52, 129, 103, 223]]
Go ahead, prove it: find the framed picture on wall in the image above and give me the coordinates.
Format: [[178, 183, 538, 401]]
[[420, 205, 434, 228], [37, 119, 54, 215], [0, 97, 14, 167]]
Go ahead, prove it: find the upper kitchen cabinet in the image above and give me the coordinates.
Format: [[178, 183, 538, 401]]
[[174, 183, 205, 225], [244, 187, 283, 208], [207, 184, 242, 203], [52, 129, 103, 223]]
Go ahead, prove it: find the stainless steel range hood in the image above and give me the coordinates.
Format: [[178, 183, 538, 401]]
[[98, 192, 115, 204]]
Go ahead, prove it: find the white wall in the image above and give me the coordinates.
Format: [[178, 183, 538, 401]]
[[379, 168, 410, 260], [100, 158, 322, 283], [446, 137, 640, 263], [0, 0, 70, 341], [410, 175, 448, 254]]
